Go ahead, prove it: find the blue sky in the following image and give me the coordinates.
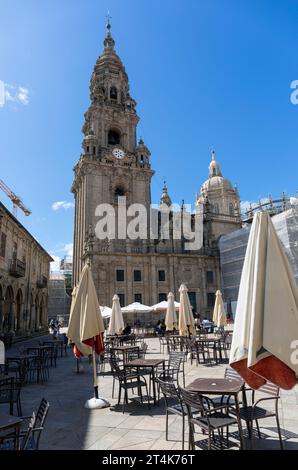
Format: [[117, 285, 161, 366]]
[[1, 0, 297, 270]]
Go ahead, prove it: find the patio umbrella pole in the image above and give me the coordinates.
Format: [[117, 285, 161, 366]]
[[84, 349, 111, 409], [93, 350, 99, 399]]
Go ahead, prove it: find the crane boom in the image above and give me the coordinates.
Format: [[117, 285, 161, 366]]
[[0, 179, 31, 217]]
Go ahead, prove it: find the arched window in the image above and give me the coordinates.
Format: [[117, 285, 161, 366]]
[[108, 130, 120, 146], [212, 167, 217, 176], [213, 203, 219, 214], [114, 187, 125, 203], [229, 203, 234, 216], [110, 86, 118, 100]]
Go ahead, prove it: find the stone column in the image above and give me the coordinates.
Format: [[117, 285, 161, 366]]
[[169, 257, 175, 294], [8, 301, 15, 333], [150, 256, 157, 305], [0, 295, 3, 333]]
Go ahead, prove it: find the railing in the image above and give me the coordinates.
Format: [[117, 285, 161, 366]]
[[37, 276, 48, 288], [9, 259, 26, 278], [241, 195, 293, 223]]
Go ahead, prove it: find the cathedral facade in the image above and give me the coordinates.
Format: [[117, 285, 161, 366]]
[[72, 23, 241, 319]]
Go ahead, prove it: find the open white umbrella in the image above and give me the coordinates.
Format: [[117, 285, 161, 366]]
[[213, 290, 227, 329], [165, 292, 178, 331], [108, 295, 124, 335], [100, 306, 112, 319], [230, 211, 298, 390], [152, 300, 180, 312], [178, 284, 195, 337], [121, 302, 153, 314], [67, 263, 110, 408]]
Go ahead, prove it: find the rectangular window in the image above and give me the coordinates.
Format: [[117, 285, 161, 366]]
[[158, 270, 166, 282], [0, 233, 6, 258], [12, 242, 17, 261], [116, 269, 125, 282], [134, 270, 142, 282], [158, 293, 167, 302], [134, 293, 142, 304], [118, 294, 125, 307], [206, 271, 214, 284], [207, 293, 215, 308]]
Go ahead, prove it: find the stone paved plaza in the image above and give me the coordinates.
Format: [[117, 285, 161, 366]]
[[2, 335, 298, 450]]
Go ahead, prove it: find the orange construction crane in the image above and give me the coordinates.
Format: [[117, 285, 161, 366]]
[[0, 179, 31, 217]]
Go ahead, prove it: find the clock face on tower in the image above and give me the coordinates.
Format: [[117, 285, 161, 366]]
[[112, 148, 125, 160]]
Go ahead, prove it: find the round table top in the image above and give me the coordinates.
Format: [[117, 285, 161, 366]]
[[186, 377, 244, 394], [0, 413, 22, 431]]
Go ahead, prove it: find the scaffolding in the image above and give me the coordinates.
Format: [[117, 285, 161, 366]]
[[219, 207, 298, 311]]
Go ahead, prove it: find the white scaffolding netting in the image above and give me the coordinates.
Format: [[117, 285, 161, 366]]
[[219, 207, 298, 305]]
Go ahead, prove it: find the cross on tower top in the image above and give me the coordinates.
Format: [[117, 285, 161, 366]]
[[106, 11, 112, 30]]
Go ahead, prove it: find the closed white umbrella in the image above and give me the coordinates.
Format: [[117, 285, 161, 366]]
[[165, 292, 178, 331], [67, 263, 109, 408], [108, 294, 124, 335], [178, 284, 195, 337], [213, 290, 227, 328], [0, 340, 4, 365], [230, 211, 298, 390]]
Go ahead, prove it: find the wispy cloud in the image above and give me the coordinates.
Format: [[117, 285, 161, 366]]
[[0, 81, 30, 108], [50, 255, 61, 272], [50, 243, 73, 272], [240, 201, 252, 214], [63, 243, 73, 257], [51, 201, 74, 211]]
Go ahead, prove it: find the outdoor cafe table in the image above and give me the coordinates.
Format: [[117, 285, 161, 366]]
[[110, 345, 140, 364], [186, 377, 244, 449], [42, 339, 65, 357], [26, 346, 51, 355], [195, 338, 223, 363], [0, 413, 22, 450], [124, 358, 165, 405], [5, 354, 37, 379]]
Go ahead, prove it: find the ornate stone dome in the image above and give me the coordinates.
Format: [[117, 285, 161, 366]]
[[200, 148, 233, 193], [201, 175, 233, 192]]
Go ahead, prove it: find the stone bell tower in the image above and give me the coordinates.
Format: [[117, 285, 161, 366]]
[[72, 20, 154, 287]]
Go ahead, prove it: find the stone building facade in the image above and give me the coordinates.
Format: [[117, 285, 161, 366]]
[[48, 273, 71, 324], [0, 201, 52, 337], [72, 23, 241, 319]]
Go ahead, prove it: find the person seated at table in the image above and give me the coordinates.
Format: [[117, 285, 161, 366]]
[[155, 320, 162, 335], [201, 317, 214, 332], [194, 314, 201, 331], [160, 320, 166, 336], [122, 323, 132, 335]]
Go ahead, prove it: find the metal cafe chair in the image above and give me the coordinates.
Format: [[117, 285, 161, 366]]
[[239, 382, 284, 449], [0, 398, 50, 450], [180, 387, 238, 450], [157, 377, 187, 450], [0, 377, 22, 416], [0, 412, 36, 450], [109, 355, 150, 413]]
